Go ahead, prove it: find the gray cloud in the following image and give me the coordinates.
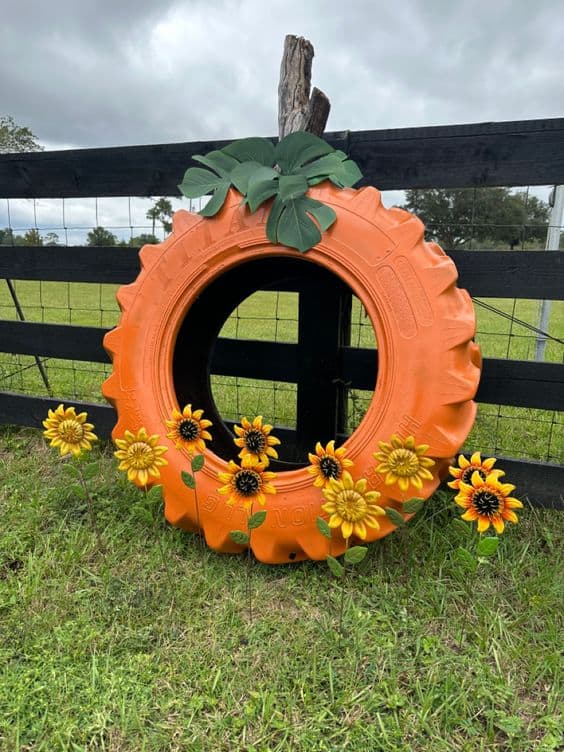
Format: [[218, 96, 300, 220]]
[[1, 0, 562, 150]]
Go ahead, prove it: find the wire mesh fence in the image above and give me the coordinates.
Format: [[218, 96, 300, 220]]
[[0, 187, 562, 463]]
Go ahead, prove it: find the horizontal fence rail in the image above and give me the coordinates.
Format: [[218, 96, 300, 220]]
[[1, 118, 564, 197], [1, 246, 563, 300], [0, 117, 562, 508], [1, 316, 563, 413]]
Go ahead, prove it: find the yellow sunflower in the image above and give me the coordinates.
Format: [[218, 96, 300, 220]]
[[165, 404, 212, 454], [114, 428, 168, 487], [455, 470, 523, 534], [217, 455, 276, 510], [448, 451, 503, 491], [321, 471, 385, 540], [308, 440, 353, 488], [43, 404, 98, 457], [373, 435, 435, 492], [233, 415, 280, 465]]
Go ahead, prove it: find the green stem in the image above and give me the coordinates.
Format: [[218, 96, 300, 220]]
[[247, 508, 253, 626], [338, 538, 350, 638], [193, 477, 204, 550], [146, 487, 175, 592], [76, 462, 103, 551]]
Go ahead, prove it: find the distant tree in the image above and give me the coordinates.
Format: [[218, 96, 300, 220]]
[[22, 229, 43, 245], [0, 228, 15, 245], [0, 118, 44, 247], [146, 198, 173, 235], [402, 188, 549, 249], [0, 115, 43, 153], [44, 232, 60, 246], [87, 226, 118, 246], [129, 233, 159, 246]]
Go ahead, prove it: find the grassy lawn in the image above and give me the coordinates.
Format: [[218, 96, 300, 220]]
[[0, 429, 562, 751]]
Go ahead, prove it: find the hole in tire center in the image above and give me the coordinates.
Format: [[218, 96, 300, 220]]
[[172, 256, 377, 468]]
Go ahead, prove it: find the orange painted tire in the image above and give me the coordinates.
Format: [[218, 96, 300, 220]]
[[102, 183, 481, 564]]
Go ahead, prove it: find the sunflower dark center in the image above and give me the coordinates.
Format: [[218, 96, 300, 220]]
[[473, 489, 501, 516], [178, 419, 199, 441], [462, 466, 486, 484], [245, 429, 266, 453], [59, 419, 84, 443], [235, 469, 261, 496], [320, 456, 340, 479]]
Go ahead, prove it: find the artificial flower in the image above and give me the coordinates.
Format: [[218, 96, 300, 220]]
[[43, 403, 97, 457], [373, 434, 435, 492], [321, 471, 385, 539], [448, 451, 503, 490], [233, 415, 280, 465], [217, 454, 276, 510], [114, 427, 168, 487], [455, 470, 523, 534], [165, 404, 212, 454], [308, 440, 353, 488]]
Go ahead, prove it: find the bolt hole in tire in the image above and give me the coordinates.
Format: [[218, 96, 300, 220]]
[[103, 184, 481, 563]]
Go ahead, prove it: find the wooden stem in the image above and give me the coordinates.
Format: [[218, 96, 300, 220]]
[[278, 34, 330, 139]]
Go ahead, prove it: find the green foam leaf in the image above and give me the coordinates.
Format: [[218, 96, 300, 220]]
[[476, 536, 499, 557], [229, 530, 250, 546], [178, 167, 225, 198], [181, 471, 196, 490], [326, 555, 345, 578], [223, 137, 276, 167], [384, 507, 406, 527], [191, 454, 205, 473], [316, 516, 332, 540], [248, 510, 267, 530], [344, 546, 368, 565]]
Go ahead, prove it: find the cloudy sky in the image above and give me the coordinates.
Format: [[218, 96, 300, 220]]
[[1, 0, 562, 239]]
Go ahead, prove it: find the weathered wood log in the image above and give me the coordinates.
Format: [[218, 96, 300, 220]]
[[278, 34, 330, 138]]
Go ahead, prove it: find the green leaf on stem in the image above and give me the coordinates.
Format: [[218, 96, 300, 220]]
[[82, 461, 100, 479], [385, 507, 406, 527], [69, 483, 86, 500], [181, 471, 196, 490], [191, 454, 205, 473], [229, 530, 250, 546], [248, 510, 267, 530], [326, 555, 345, 578], [344, 546, 368, 565], [454, 546, 478, 573], [146, 484, 163, 503], [402, 497, 424, 514], [62, 463, 80, 479], [476, 536, 499, 557], [316, 516, 332, 540], [450, 518, 472, 536]]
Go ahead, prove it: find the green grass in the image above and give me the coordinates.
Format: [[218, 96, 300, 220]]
[[0, 430, 562, 751], [0, 281, 562, 462]]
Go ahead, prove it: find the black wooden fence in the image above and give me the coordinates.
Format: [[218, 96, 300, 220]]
[[0, 118, 563, 507]]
